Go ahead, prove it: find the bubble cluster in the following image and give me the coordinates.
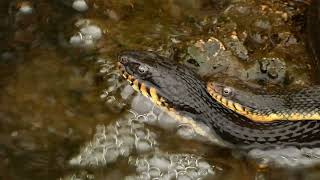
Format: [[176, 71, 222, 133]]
[[60, 171, 95, 180], [69, 115, 157, 167], [127, 152, 215, 180], [69, 20, 102, 48], [249, 147, 320, 168], [97, 58, 129, 112]]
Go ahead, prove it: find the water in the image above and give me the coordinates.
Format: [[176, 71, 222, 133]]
[[0, 0, 319, 179]]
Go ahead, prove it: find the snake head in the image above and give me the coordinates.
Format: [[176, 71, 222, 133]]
[[118, 50, 158, 81], [117, 50, 176, 103], [117, 50, 205, 114]]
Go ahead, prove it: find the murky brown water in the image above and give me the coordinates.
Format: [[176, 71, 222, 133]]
[[0, 0, 320, 179]]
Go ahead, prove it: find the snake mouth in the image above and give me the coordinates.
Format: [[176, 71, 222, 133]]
[[117, 62, 133, 85], [117, 61, 168, 108]]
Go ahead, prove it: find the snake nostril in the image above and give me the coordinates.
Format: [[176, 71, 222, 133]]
[[119, 56, 129, 65]]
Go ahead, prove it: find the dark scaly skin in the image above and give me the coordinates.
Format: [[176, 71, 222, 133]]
[[118, 51, 320, 150], [207, 82, 320, 122]]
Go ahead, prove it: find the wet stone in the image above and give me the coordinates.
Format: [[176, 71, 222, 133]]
[[246, 57, 287, 84], [224, 34, 249, 61], [186, 37, 243, 77], [253, 19, 272, 30], [187, 37, 226, 65]]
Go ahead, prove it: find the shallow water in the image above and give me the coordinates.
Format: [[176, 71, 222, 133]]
[[0, 0, 319, 179]]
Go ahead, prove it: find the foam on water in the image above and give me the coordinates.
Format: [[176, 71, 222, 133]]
[[67, 111, 217, 179], [69, 114, 157, 167], [127, 152, 215, 179], [249, 147, 320, 168]]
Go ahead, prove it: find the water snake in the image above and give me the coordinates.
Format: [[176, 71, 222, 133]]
[[117, 50, 320, 150], [207, 82, 320, 122]]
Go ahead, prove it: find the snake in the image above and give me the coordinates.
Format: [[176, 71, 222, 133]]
[[117, 50, 320, 150], [207, 82, 320, 122]]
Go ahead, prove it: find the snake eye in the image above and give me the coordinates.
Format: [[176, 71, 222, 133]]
[[137, 65, 148, 74], [222, 87, 233, 97]]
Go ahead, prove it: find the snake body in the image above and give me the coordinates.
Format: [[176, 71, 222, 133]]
[[118, 51, 320, 150], [207, 83, 320, 122]]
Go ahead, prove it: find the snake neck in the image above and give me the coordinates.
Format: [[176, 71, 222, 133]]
[[192, 83, 320, 150], [209, 86, 320, 122]]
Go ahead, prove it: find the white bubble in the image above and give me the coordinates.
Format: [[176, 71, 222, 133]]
[[152, 106, 162, 116], [161, 171, 176, 180], [136, 140, 152, 153], [119, 135, 135, 146], [185, 168, 199, 179], [198, 161, 211, 170], [177, 175, 192, 180], [135, 159, 149, 173], [69, 35, 82, 46], [72, 0, 89, 12], [149, 167, 161, 177], [84, 38, 94, 47], [149, 156, 170, 172], [104, 147, 119, 163], [145, 112, 158, 125], [249, 147, 320, 167], [19, 5, 33, 14], [119, 145, 131, 157], [158, 112, 178, 130], [176, 125, 196, 140], [129, 153, 215, 179], [80, 25, 102, 40], [131, 95, 153, 114], [135, 129, 147, 138], [121, 85, 135, 99]]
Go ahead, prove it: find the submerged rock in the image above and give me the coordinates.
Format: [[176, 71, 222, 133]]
[[186, 37, 244, 77], [223, 33, 249, 61]]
